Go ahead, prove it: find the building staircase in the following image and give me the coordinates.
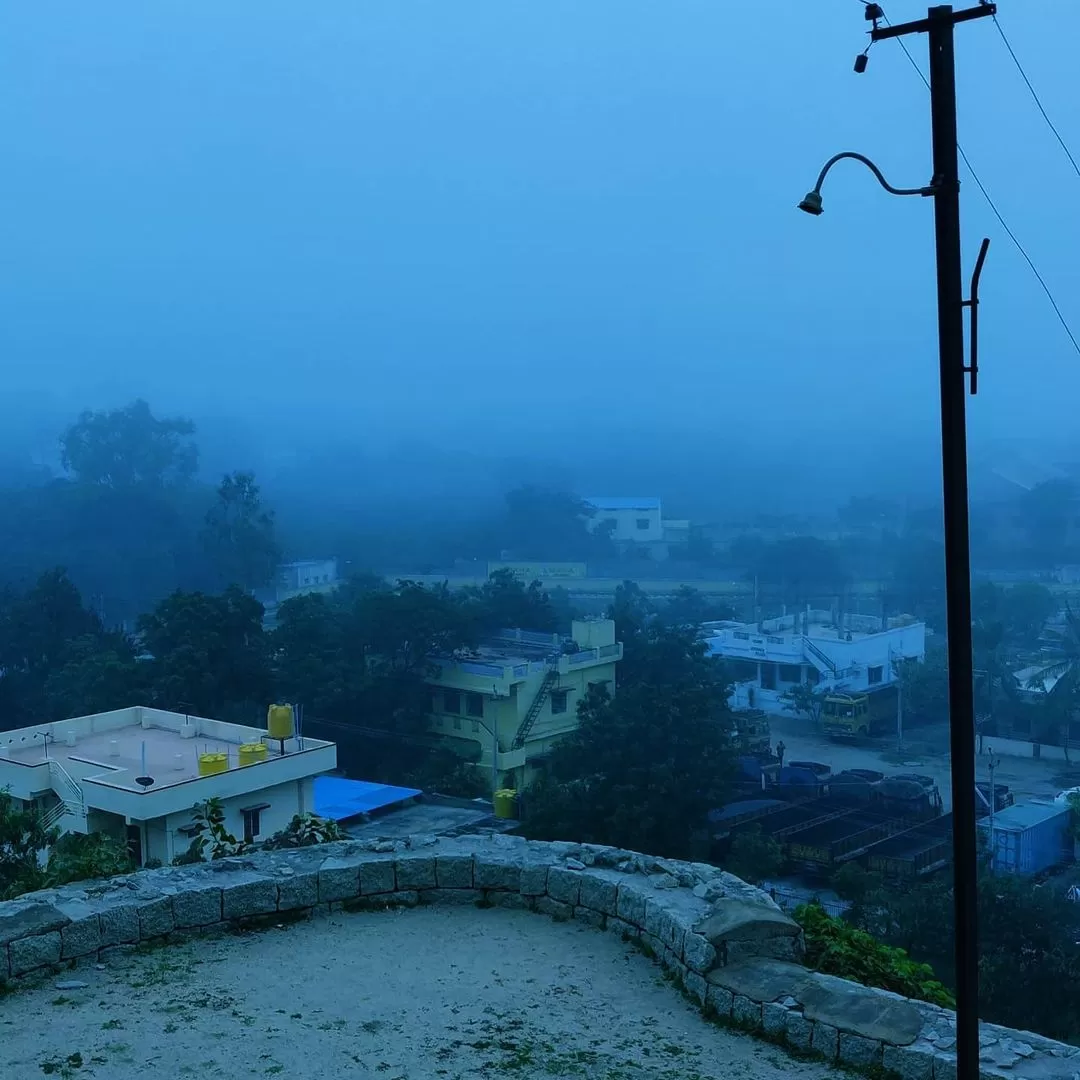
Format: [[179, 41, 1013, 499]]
[[511, 666, 560, 750], [802, 637, 837, 676], [39, 759, 86, 831]]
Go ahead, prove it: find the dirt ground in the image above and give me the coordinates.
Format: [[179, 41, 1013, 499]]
[[1, 906, 843, 1080], [768, 714, 1070, 810]]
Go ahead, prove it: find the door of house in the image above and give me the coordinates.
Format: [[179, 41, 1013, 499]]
[[126, 824, 143, 866]]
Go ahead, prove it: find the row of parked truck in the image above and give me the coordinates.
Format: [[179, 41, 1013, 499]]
[[711, 753, 1014, 879]]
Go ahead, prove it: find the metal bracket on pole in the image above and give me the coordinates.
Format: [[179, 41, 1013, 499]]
[[961, 237, 990, 395], [869, 2, 996, 42]]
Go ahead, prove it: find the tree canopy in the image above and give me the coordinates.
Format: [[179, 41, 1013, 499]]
[[60, 399, 198, 489], [522, 622, 735, 859], [201, 471, 280, 591]]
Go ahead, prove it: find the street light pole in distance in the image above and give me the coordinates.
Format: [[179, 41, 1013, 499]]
[[799, 7, 995, 1080]]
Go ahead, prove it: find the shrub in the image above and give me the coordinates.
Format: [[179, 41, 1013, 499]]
[[794, 902, 954, 1008], [182, 796, 248, 861], [262, 813, 345, 849], [47, 831, 135, 886], [725, 825, 783, 885], [0, 790, 56, 899]]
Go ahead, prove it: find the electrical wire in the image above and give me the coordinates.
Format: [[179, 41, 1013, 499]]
[[857, 2, 1080, 358], [991, 13, 1080, 182]]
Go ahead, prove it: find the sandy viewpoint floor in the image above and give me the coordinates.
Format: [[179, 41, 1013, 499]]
[[1, 906, 841, 1080]]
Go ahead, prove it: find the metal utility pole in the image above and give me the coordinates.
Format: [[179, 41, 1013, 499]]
[[896, 677, 904, 753], [869, 7, 995, 1079]]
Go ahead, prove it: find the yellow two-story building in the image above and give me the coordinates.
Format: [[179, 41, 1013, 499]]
[[427, 619, 622, 792]]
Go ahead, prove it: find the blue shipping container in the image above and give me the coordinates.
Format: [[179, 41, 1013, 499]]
[[977, 801, 1074, 875]]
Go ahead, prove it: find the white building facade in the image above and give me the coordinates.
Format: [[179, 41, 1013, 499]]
[[584, 497, 664, 544], [704, 611, 926, 713], [0, 706, 336, 866]]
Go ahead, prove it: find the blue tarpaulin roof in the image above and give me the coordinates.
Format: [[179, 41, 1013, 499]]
[[314, 776, 422, 822]]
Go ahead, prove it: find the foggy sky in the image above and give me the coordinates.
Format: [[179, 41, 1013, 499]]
[[1, 2, 1078, 513]]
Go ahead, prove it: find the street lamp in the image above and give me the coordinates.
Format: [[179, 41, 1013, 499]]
[[798, 11, 995, 1077], [796, 151, 936, 216], [799, 143, 984, 1068]]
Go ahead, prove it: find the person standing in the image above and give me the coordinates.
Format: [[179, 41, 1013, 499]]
[[775, 740, 786, 767]]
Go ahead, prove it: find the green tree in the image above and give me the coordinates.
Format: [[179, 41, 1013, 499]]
[[464, 569, 558, 634], [0, 570, 106, 729], [0, 790, 56, 900], [60, 399, 197, 489], [547, 586, 580, 633], [1001, 582, 1056, 646], [726, 825, 783, 885], [607, 580, 656, 681], [499, 486, 614, 561], [1022, 479, 1077, 563], [137, 586, 271, 720], [201, 471, 280, 590], [522, 623, 735, 859], [46, 831, 134, 886], [662, 585, 734, 629], [885, 538, 946, 633], [43, 631, 147, 721], [272, 579, 476, 780], [857, 871, 1080, 1041], [751, 536, 847, 610], [1018, 604, 1080, 758], [781, 682, 829, 726], [796, 902, 954, 1008], [895, 643, 950, 729], [830, 862, 882, 906]]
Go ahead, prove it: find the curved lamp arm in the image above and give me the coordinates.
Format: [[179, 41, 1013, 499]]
[[798, 151, 936, 215]]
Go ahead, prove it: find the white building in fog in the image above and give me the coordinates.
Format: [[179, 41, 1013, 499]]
[[584, 497, 664, 544], [704, 611, 925, 713]]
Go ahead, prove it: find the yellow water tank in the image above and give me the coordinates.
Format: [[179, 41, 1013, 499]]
[[198, 752, 228, 776], [238, 742, 268, 767], [493, 789, 518, 820], [267, 704, 295, 740]]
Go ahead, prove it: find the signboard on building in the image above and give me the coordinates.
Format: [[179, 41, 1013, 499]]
[[487, 561, 587, 582]]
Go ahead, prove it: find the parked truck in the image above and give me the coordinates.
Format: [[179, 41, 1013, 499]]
[[731, 709, 771, 755], [821, 685, 899, 739]]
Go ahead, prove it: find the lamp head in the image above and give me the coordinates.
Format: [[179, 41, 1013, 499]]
[[797, 190, 824, 216]]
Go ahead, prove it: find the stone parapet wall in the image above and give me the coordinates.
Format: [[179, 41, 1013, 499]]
[[0, 834, 1075, 1078]]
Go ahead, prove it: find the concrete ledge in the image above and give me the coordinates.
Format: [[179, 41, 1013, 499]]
[[0, 834, 1076, 1079]]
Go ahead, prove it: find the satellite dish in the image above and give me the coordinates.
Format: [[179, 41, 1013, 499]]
[[135, 740, 154, 788]]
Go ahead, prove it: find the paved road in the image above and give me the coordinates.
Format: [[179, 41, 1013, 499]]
[[767, 714, 1071, 810]]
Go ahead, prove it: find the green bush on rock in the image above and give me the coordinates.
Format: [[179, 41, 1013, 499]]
[[794, 902, 954, 1008]]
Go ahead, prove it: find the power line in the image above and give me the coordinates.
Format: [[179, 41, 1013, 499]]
[[991, 13, 1080, 182], [859, 3, 1080, 358]]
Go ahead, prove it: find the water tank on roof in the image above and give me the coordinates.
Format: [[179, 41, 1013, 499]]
[[198, 752, 228, 776], [494, 789, 518, 819], [267, 704, 295, 741], [238, 743, 268, 767]]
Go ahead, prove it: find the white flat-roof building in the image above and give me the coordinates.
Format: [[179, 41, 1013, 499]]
[[704, 611, 925, 714], [584, 497, 664, 544], [0, 706, 336, 866]]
